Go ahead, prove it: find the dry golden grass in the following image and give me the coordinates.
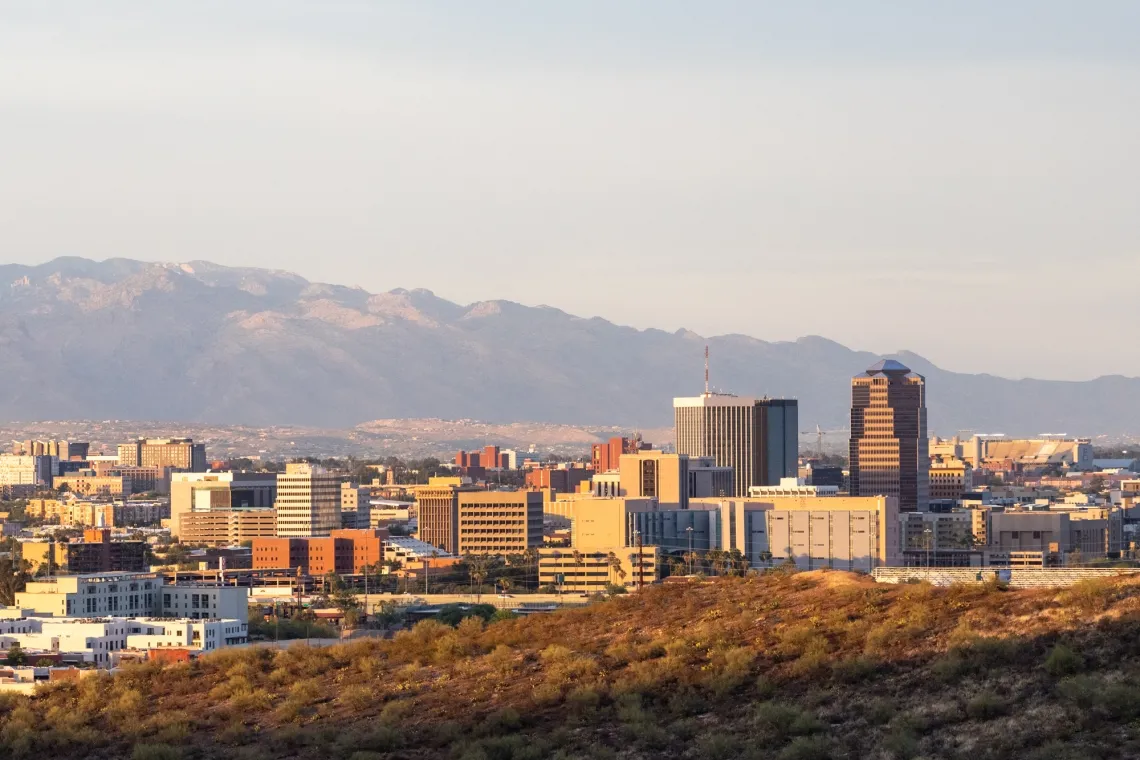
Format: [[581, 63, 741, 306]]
[[4, 571, 1140, 758]]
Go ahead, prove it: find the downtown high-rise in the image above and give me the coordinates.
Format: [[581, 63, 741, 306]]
[[673, 394, 798, 497], [849, 360, 929, 512]]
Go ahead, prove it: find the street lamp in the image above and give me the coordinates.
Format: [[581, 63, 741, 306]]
[[686, 526, 694, 575], [924, 527, 933, 569]]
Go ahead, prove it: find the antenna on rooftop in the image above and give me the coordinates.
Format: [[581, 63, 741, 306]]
[[704, 345, 710, 396]]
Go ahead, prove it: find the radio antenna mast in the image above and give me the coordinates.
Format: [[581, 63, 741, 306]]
[[704, 345, 710, 396]]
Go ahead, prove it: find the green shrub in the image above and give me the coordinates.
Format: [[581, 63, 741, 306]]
[[1099, 682, 1140, 721], [1044, 644, 1085, 678], [340, 685, 375, 710], [883, 722, 919, 759], [695, 733, 743, 760], [778, 736, 832, 760], [479, 708, 522, 736], [833, 656, 877, 683], [753, 702, 823, 742], [1057, 675, 1100, 709], [966, 691, 1008, 721], [131, 744, 182, 760], [864, 698, 896, 726]]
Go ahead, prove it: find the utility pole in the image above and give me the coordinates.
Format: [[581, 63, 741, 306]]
[[635, 530, 644, 591], [686, 526, 694, 575]]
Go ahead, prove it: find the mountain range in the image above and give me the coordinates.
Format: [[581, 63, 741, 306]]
[[0, 256, 1135, 438]]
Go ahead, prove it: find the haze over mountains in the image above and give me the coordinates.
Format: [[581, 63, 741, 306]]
[[0, 257, 1135, 438]]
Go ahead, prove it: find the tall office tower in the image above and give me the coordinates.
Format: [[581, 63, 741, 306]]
[[274, 463, 341, 537], [674, 395, 798, 497], [849, 360, 929, 512], [118, 438, 207, 471], [416, 484, 461, 554]]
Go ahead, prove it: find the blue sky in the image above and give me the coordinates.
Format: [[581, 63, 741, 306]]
[[1, 2, 1138, 380]]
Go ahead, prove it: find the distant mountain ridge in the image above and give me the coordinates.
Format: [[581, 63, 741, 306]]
[[0, 256, 1136, 436]]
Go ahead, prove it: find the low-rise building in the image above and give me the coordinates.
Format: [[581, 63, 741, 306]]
[[178, 509, 278, 546], [749, 477, 839, 498], [14, 572, 248, 620], [537, 545, 661, 593], [0, 615, 246, 668], [23, 529, 148, 574]]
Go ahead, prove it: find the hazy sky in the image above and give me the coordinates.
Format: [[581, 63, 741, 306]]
[[2, 2, 1138, 380]]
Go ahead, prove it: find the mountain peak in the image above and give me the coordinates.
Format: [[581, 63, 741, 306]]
[[0, 256, 1134, 434]]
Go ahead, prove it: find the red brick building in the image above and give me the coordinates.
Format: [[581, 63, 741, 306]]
[[252, 529, 388, 575], [591, 436, 647, 473]]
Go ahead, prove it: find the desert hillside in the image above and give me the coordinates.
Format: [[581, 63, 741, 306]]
[[3, 571, 1139, 759]]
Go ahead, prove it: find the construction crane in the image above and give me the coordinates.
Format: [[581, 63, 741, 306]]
[[801, 425, 846, 459]]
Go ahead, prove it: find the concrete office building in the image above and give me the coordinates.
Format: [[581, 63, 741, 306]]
[[274, 463, 341, 538], [689, 495, 900, 571], [416, 485, 463, 555], [458, 490, 544, 556], [674, 394, 798, 497], [169, 471, 278, 537], [178, 509, 278, 547], [849, 360, 929, 512], [118, 438, 207, 472], [987, 508, 1123, 563], [618, 451, 733, 508]]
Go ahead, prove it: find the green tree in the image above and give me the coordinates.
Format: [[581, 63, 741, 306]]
[[6, 642, 27, 666], [0, 556, 31, 606]]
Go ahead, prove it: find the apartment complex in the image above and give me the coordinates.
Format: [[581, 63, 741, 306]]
[[274, 463, 341, 537], [14, 572, 248, 621], [117, 438, 207, 472], [849, 360, 929, 512], [674, 394, 798, 497]]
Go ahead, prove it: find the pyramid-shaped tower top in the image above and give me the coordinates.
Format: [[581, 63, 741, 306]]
[[866, 359, 910, 375]]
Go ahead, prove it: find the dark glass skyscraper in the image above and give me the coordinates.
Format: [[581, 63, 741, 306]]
[[849, 360, 929, 512]]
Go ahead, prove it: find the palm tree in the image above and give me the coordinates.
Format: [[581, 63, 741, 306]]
[[470, 554, 491, 601], [607, 552, 627, 589], [683, 550, 699, 575], [728, 549, 746, 576], [523, 547, 540, 592], [572, 550, 584, 592]]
